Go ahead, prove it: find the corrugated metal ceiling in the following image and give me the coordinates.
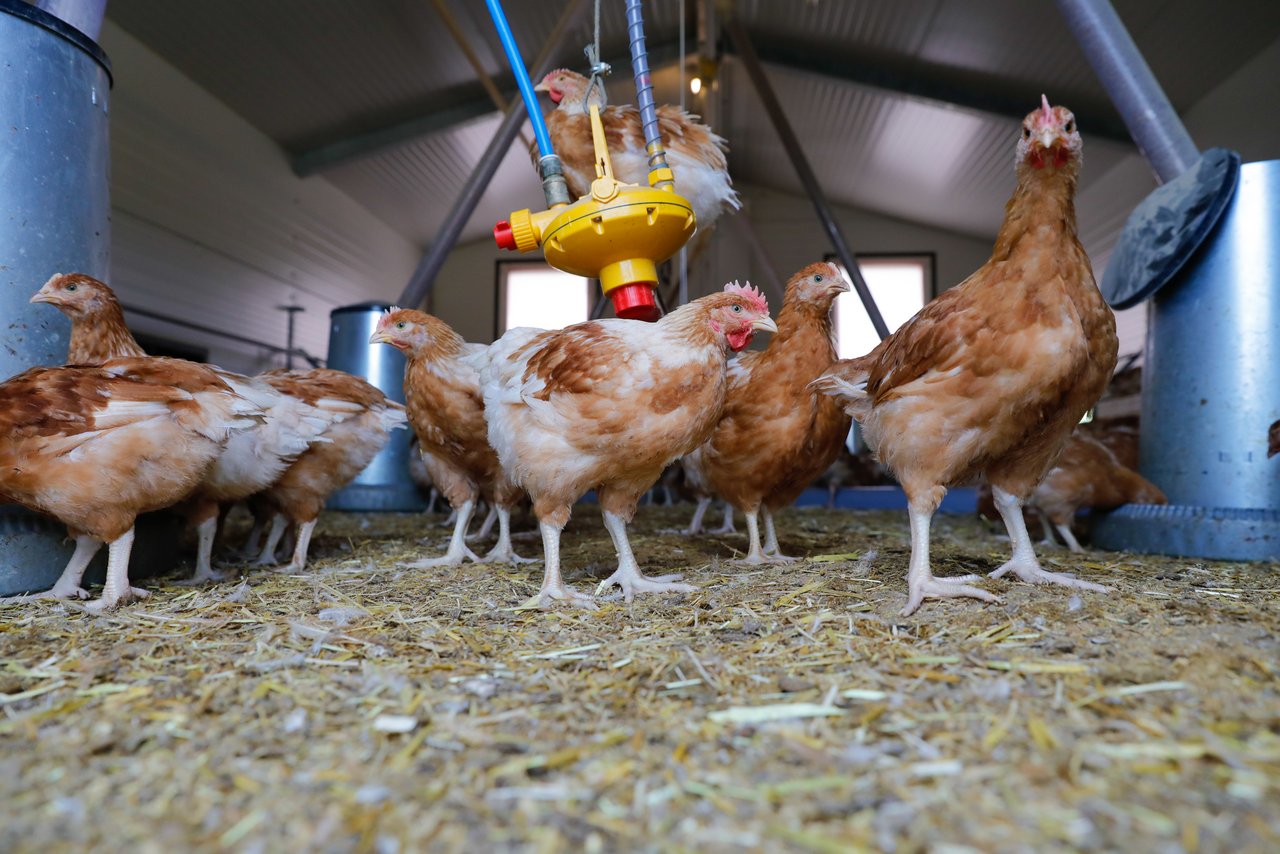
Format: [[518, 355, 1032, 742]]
[[105, 0, 1280, 245]]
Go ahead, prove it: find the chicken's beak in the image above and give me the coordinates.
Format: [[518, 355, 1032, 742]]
[[29, 289, 55, 305], [833, 279, 851, 294], [752, 316, 778, 334], [1037, 127, 1062, 150], [369, 329, 391, 346], [533, 80, 549, 93]]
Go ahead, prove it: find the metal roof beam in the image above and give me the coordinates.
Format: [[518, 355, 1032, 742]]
[[291, 32, 1133, 176], [733, 31, 1133, 144]]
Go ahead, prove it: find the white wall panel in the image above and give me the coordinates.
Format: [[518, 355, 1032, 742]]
[[97, 21, 420, 374]]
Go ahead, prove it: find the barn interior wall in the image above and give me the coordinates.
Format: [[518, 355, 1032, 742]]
[[98, 21, 421, 375]]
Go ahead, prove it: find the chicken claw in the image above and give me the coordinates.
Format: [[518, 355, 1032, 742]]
[[596, 570, 696, 602], [901, 578, 1000, 617], [84, 585, 150, 613], [537, 583, 598, 610], [988, 558, 1111, 593]]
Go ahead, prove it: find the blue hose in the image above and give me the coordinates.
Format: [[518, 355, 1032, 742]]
[[485, 0, 554, 159], [624, 0, 670, 175]]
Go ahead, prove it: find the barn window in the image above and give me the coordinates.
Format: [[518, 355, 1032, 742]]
[[832, 255, 933, 360], [497, 262, 591, 335]]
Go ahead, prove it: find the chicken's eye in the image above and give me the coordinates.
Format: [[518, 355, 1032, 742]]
[[730, 304, 743, 314], [66, 284, 78, 292], [1064, 120, 1075, 134], [1023, 127, 1031, 139], [396, 322, 407, 330], [814, 274, 823, 282]]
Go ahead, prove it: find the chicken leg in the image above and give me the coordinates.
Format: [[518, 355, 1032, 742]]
[[85, 528, 149, 611], [710, 501, 736, 535], [684, 496, 712, 534], [987, 486, 1109, 592], [255, 514, 289, 567], [902, 496, 1000, 617], [596, 511, 696, 601], [0, 534, 100, 603], [276, 517, 317, 573], [466, 503, 497, 542], [481, 506, 535, 564], [410, 498, 483, 568], [535, 521, 595, 608], [761, 507, 797, 563], [181, 516, 228, 584]]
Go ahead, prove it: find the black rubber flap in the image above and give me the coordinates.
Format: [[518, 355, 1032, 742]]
[[1101, 147, 1240, 310]]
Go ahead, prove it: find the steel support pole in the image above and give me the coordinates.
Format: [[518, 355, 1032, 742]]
[[726, 19, 889, 340], [398, 0, 590, 309], [1054, 0, 1198, 183]]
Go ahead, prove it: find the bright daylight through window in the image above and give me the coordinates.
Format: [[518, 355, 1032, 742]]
[[499, 263, 590, 334], [833, 256, 931, 359]]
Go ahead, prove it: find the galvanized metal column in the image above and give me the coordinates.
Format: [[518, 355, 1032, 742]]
[[1058, 0, 1280, 558], [398, 0, 590, 309], [1054, 0, 1198, 183], [725, 19, 890, 340], [0, 0, 112, 595]]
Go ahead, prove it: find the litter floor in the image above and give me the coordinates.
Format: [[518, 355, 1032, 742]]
[[1, 506, 1277, 853]]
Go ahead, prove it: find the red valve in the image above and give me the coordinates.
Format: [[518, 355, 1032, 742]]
[[610, 282, 661, 322], [493, 220, 516, 250]]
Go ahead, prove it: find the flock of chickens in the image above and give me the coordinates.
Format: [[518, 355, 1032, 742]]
[[1, 80, 1164, 616]]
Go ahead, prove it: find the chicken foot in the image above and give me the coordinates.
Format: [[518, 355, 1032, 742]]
[[0, 535, 100, 603], [480, 506, 535, 564], [988, 486, 1109, 592], [534, 521, 596, 608], [255, 514, 290, 567], [272, 517, 318, 574], [733, 508, 793, 565], [761, 507, 798, 563], [596, 511, 696, 601], [409, 498, 484, 568], [902, 500, 1000, 617], [85, 528, 149, 611]]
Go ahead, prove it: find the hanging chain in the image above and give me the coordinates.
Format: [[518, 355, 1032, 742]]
[[582, 0, 610, 108]]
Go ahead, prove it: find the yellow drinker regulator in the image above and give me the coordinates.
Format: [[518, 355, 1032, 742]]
[[493, 104, 696, 321]]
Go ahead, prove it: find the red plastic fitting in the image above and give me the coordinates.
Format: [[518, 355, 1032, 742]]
[[493, 220, 516, 250], [610, 282, 661, 322]]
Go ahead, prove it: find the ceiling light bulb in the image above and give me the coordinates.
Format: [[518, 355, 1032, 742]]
[[690, 77, 702, 95]]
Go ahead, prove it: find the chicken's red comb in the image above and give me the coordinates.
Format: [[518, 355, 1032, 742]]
[[543, 68, 574, 81], [723, 281, 769, 315], [1040, 93, 1053, 123]]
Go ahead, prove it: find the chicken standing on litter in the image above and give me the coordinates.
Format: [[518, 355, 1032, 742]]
[[478, 285, 776, 607], [689, 262, 851, 564], [371, 308, 531, 567], [0, 359, 259, 609], [251, 369, 407, 572], [813, 97, 1118, 616], [534, 69, 740, 233], [29, 273, 335, 582]]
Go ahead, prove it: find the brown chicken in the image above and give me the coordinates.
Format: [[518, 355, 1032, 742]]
[[534, 69, 740, 231], [370, 309, 529, 566], [0, 358, 258, 609], [678, 448, 735, 535], [252, 369, 407, 572], [1268, 419, 1279, 458], [1029, 431, 1167, 552], [689, 262, 851, 563], [31, 273, 335, 582], [813, 97, 1118, 616], [478, 285, 776, 606]]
